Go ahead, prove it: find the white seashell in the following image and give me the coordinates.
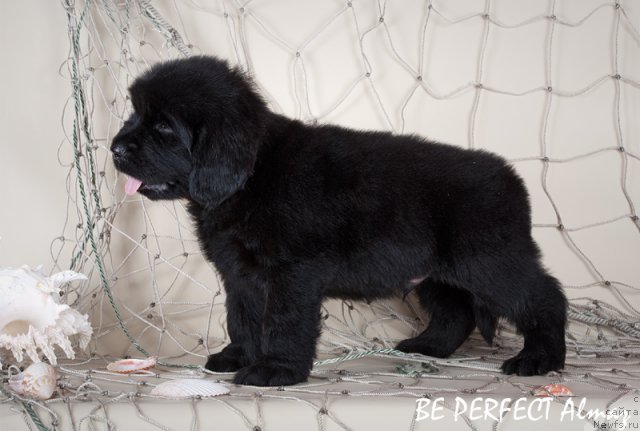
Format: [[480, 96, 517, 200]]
[[8, 362, 57, 400], [150, 379, 230, 398], [0, 265, 92, 367], [107, 356, 157, 374]]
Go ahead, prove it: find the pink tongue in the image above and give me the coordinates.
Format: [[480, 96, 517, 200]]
[[124, 176, 143, 196]]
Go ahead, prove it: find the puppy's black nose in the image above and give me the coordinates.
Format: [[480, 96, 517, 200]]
[[111, 143, 128, 160]]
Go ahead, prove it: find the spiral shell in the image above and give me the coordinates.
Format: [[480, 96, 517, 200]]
[[8, 362, 57, 400], [0, 266, 92, 367]]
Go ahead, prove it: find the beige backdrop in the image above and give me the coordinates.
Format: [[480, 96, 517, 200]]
[[1, 2, 640, 431], [1, 0, 639, 358], [0, 1, 71, 268]]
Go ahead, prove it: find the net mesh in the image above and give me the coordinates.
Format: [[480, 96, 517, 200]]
[[2, 0, 640, 429]]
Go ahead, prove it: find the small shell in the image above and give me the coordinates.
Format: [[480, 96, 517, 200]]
[[533, 383, 573, 397], [8, 362, 57, 400], [150, 379, 230, 398], [107, 356, 157, 374]]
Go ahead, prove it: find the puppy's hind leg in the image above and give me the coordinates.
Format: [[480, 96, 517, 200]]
[[500, 268, 567, 376], [396, 280, 486, 358]]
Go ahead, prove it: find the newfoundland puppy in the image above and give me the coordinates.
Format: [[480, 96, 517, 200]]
[[111, 56, 567, 386]]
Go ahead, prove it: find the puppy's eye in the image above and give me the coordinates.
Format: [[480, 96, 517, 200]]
[[154, 121, 172, 133]]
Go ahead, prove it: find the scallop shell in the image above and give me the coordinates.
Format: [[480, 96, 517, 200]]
[[532, 383, 573, 397], [0, 266, 92, 367], [107, 356, 157, 374], [7, 362, 57, 400], [150, 379, 230, 398]]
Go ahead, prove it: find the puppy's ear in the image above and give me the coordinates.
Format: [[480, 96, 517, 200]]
[[189, 125, 259, 207]]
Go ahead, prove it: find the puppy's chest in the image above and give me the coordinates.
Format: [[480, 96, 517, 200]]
[[206, 223, 282, 277]]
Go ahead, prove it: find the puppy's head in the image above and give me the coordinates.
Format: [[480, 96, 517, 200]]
[[111, 56, 267, 206]]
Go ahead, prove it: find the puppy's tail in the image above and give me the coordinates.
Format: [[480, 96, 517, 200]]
[[474, 304, 497, 346]]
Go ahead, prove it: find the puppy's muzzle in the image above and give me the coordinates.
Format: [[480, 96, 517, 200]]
[[111, 143, 126, 159], [111, 142, 135, 162]]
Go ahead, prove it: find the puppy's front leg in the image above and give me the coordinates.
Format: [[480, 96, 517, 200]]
[[233, 276, 322, 386], [205, 279, 263, 372]]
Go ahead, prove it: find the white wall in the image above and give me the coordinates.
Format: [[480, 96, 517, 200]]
[[0, 1, 71, 268]]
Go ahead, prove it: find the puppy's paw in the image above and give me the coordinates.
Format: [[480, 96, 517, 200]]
[[501, 350, 563, 376], [395, 337, 455, 358], [233, 360, 309, 386], [205, 344, 247, 372]]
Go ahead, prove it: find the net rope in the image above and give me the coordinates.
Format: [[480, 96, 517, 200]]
[[2, 0, 639, 430]]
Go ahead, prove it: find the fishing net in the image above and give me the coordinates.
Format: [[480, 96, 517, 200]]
[[2, 0, 639, 429]]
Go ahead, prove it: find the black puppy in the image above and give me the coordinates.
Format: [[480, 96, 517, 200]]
[[111, 56, 567, 386]]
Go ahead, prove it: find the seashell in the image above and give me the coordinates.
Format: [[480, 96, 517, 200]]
[[8, 362, 57, 400], [150, 379, 230, 398], [532, 383, 573, 397], [0, 265, 92, 367], [107, 356, 157, 374]]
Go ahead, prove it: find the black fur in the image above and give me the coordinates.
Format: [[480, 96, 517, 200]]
[[111, 56, 567, 386]]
